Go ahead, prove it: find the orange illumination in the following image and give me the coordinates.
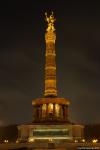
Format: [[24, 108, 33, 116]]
[[42, 104, 47, 117], [55, 104, 60, 117], [48, 103, 53, 113]]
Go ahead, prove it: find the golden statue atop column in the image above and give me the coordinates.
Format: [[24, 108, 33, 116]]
[[45, 12, 56, 32]]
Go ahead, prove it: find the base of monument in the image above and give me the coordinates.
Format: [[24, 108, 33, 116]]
[[17, 123, 84, 143]]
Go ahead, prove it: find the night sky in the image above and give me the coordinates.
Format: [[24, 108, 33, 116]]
[[0, 1, 100, 125]]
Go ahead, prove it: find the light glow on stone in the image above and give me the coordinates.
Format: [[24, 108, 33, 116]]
[[28, 137, 35, 143]]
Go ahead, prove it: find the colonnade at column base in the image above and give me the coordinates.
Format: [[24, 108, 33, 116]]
[[32, 97, 70, 122]]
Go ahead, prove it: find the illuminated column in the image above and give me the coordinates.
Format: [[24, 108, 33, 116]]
[[46, 104, 48, 118], [53, 104, 55, 117], [44, 12, 57, 97], [42, 104, 47, 118]]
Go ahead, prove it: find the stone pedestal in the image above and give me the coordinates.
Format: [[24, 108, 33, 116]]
[[17, 123, 84, 143]]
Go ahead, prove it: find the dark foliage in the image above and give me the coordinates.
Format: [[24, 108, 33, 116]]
[[84, 124, 100, 141], [0, 124, 18, 142]]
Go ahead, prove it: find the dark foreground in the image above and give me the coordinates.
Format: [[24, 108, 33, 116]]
[[0, 142, 100, 150]]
